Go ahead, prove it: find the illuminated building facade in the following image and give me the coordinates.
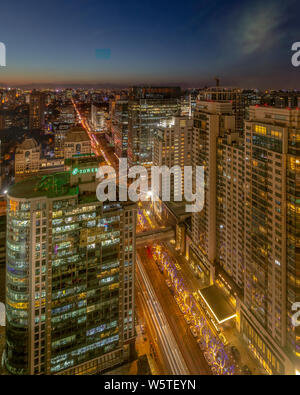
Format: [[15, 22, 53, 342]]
[[128, 87, 181, 167], [191, 100, 235, 284], [153, 116, 193, 198], [241, 106, 300, 375], [91, 104, 107, 132], [29, 91, 45, 130], [15, 138, 41, 182], [199, 87, 248, 134], [216, 132, 245, 290], [191, 101, 299, 374], [112, 100, 128, 158], [5, 158, 137, 375]]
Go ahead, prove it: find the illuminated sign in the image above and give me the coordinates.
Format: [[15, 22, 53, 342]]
[[72, 167, 98, 176]]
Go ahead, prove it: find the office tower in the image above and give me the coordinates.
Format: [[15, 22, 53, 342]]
[[53, 105, 77, 158], [199, 87, 247, 134], [153, 116, 193, 198], [240, 105, 300, 375], [261, 91, 300, 109], [216, 131, 245, 291], [5, 156, 137, 375], [58, 105, 76, 125], [128, 87, 181, 167], [29, 91, 45, 130], [91, 104, 108, 132], [191, 100, 235, 285], [54, 124, 72, 158], [15, 138, 41, 182], [64, 126, 91, 160], [112, 100, 128, 158], [180, 94, 192, 117]]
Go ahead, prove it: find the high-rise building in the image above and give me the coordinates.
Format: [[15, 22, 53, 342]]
[[29, 91, 45, 130], [112, 100, 128, 158], [240, 105, 300, 375], [58, 105, 76, 125], [128, 87, 181, 167], [191, 101, 299, 375], [191, 100, 235, 285], [54, 123, 72, 158], [199, 87, 249, 134], [153, 116, 193, 198], [5, 156, 137, 375], [216, 131, 245, 291], [91, 104, 108, 132]]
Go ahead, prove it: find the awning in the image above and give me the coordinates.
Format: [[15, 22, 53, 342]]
[[198, 285, 236, 324]]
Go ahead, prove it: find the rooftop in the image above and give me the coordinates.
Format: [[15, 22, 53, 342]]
[[198, 285, 236, 325], [8, 172, 78, 199], [65, 126, 90, 143], [16, 137, 40, 151]]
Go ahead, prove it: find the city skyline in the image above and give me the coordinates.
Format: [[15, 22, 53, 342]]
[[0, 0, 299, 380], [0, 0, 299, 89]]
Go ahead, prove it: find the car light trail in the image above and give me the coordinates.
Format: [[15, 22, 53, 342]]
[[136, 254, 189, 375]]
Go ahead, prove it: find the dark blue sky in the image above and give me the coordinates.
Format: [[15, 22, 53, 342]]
[[0, 0, 299, 88]]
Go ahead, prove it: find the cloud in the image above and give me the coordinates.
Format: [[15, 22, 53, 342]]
[[234, 2, 286, 55]]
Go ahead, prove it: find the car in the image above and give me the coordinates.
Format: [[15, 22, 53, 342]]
[[231, 346, 241, 361], [190, 326, 198, 338], [184, 315, 191, 325], [242, 365, 252, 375]]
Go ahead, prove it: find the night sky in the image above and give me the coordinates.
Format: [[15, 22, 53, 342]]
[[0, 0, 299, 88]]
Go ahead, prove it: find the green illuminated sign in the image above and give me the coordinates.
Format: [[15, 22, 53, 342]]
[[72, 167, 98, 176]]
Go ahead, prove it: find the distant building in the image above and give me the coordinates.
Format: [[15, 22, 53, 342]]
[[153, 116, 193, 199], [128, 87, 181, 167], [53, 123, 72, 158], [15, 137, 64, 182], [63, 126, 91, 160], [15, 138, 41, 181], [112, 100, 128, 158], [58, 105, 75, 124], [91, 104, 108, 132], [29, 91, 45, 130]]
